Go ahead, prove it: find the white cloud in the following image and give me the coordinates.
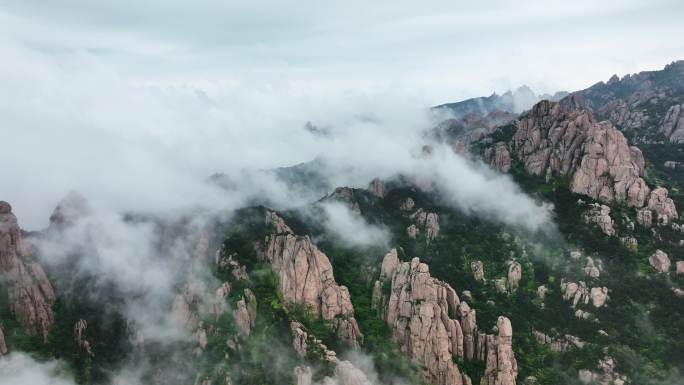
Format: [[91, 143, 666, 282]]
[[320, 201, 391, 248], [0, 353, 76, 385]]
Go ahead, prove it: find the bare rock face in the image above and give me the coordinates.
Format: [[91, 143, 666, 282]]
[[676, 261, 684, 275], [261, 212, 361, 345], [410, 209, 440, 244], [506, 261, 522, 292], [511, 101, 650, 207], [649, 250, 671, 273], [661, 102, 684, 142], [0, 201, 55, 341], [74, 319, 94, 356], [647, 187, 678, 225], [584, 204, 616, 236], [372, 251, 464, 385], [234, 288, 257, 336], [484, 142, 512, 173], [481, 317, 518, 385], [372, 250, 517, 385], [368, 178, 386, 198]]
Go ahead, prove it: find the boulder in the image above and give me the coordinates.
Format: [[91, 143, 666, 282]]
[[676, 261, 684, 275], [649, 250, 671, 273], [590, 287, 609, 308]]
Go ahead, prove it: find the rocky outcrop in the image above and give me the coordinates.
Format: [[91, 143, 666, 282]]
[[646, 187, 678, 225], [409, 209, 440, 244], [400, 198, 416, 211], [372, 249, 517, 385], [0, 201, 55, 341], [325, 187, 361, 215], [578, 356, 627, 385], [649, 250, 671, 273], [636, 208, 653, 227], [291, 322, 371, 385], [661, 102, 684, 142], [74, 319, 94, 356], [584, 204, 616, 236], [47, 191, 90, 232], [584, 257, 602, 278], [481, 317, 518, 385], [368, 178, 386, 198], [212, 282, 232, 319], [471, 260, 485, 282], [234, 288, 257, 336], [483, 142, 512, 173], [506, 261, 522, 292], [260, 211, 361, 345], [511, 100, 650, 207], [533, 330, 585, 352], [561, 279, 608, 308]]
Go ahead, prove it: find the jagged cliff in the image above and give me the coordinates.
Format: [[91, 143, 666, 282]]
[[371, 249, 517, 385], [0, 201, 55, 342], [257, 211, 362, 346], [483, 99, 678, 220]]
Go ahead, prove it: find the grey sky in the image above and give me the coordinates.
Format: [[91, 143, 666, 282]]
[[1, 0, 682, 101]]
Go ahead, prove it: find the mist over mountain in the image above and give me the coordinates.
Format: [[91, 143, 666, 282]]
[[2, 2, 684, 385]]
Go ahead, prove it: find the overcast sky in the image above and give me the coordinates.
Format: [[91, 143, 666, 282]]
[[1, 0, 683, 228], [1, 0, 682, 101]]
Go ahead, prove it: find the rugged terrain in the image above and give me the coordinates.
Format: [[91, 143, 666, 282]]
[[1, 62, 684, 385]]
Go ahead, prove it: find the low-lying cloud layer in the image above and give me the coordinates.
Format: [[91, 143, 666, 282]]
[[0, 353, 76, 385], [0, 35, 551, 234]]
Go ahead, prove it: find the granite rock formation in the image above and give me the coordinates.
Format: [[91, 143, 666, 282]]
[[259, 211, 362, 346], [0, 201, 55, 341], [372, 249, 517, 385]]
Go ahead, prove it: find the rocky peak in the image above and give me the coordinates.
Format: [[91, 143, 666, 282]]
[[260, 211, 362, 346], [48, 191, 90, 231], [0, 201, 55, 341], [511, 100, 651, 208], [372, 249, 517, 385], [324, 187, 361, 214]]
